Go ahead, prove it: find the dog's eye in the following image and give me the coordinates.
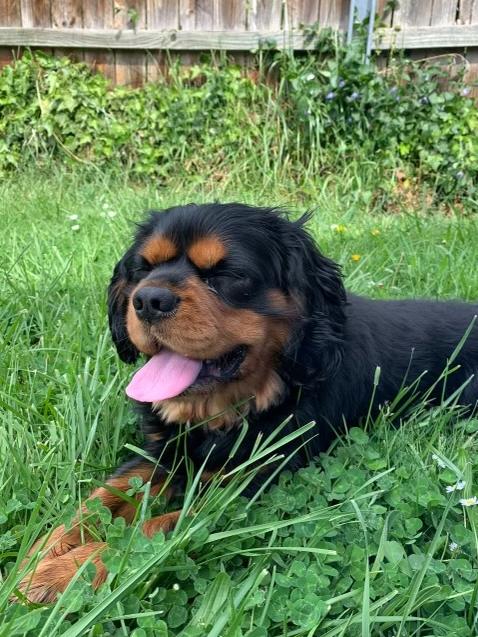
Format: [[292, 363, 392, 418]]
[[129, 255, 152, 280], [205, 274, 254, 303]]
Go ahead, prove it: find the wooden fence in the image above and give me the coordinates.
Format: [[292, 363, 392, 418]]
[[0, 1, 478, 87]]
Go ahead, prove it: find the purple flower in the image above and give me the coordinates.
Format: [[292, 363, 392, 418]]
[[338, 79, 346, 89], [389, 86, 398, 95], [461, 87, 471, 97], [325, 91, 336, 101], [349, 91, 360, 101], [455, 170, 465, 180]]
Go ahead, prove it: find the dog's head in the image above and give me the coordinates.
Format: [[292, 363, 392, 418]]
[[108, 204, 346, 426]]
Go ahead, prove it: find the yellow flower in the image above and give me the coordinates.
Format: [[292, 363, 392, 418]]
[[371, 228, 380, 236], [331, 224, 347, 233], [351, 254, 361, 262]]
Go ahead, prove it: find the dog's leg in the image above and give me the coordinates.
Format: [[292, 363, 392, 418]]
[[27, 459, 171, 560], [15, 457, 177, 603], [16, 511, 183, 604]]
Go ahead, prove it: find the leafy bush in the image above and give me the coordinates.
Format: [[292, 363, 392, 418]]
[[0, 37, 477, 205]]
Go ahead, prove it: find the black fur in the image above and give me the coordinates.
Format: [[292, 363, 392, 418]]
[[108, 203, 478, 491]]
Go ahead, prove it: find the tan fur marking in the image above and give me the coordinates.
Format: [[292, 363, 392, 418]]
[[125, 275, 295, 429], [188, 235, 227, 269], [18, 543, 108, 604], [142, 510, 181, 537], [18, 507, 181, 603], [24, 464, 166, 562], [140, 235, 177, 264]]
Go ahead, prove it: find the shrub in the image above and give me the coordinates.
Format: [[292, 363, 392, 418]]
[[0, 38, 477, 206]]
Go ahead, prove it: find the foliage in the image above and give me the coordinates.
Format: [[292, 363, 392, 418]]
[[0, 39, 477, 206], [1, 172, 478, 635]]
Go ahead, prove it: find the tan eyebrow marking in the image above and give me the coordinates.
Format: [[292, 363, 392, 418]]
[[140, 235, 177, 264], [187, 235, 227, 269]]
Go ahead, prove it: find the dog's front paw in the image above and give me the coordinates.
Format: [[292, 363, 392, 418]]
[[15, 542, 107, 604], [27, 522, 92, 561]]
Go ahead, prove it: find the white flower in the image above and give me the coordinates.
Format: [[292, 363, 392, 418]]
[[449, 541, 459, 552], [446, 481, 466, 493], [459, 496, 478, 507], [67, 214, 79, 221], [432, 453, 446, 468], [172, 583, 180, 591], [71, 224, 80, 231]]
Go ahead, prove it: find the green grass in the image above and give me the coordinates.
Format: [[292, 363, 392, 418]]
[[1, 167, 478, 636]]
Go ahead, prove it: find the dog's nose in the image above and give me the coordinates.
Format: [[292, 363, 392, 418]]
[[132, 287, 179, 321]]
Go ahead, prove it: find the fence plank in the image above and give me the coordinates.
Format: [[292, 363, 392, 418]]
[[319, 0, 348, 29], [194, 0, 217, 30], [0, 0, 21, 68], [179, 0, 194, 29], [375, 23, 478, 47], [114, 0, 147, 86], [376, 0, 393, 25], [51, 0, 82, 27], [51, 0, 83, 61], [393, 0, 433, 26], [0, 26, 307, 47], [148, 0, 178, 80], [20, 0, 51, 27], [2, 24, 478, 50], [0, 0, 21, 24], [458, 0, 478, 23], [217, 0, 246, 30], [247, 0, 282, 31], [284, 0, 320, 29], [430, 0, 458, 25], [83, 0, 115, 83]]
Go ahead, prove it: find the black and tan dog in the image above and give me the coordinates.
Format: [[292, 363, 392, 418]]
[[19, 203, 478, 602]]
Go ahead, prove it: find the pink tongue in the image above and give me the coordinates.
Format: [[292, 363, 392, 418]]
[[126, 349, 202, 402]]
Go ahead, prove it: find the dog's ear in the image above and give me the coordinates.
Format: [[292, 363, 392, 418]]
[[107, 249, 139, 364], [283, 213, 346, 313], [281, 213, 346, 379]]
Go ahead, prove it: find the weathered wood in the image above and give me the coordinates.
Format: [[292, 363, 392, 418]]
[[392, 0, 433, 26], [0, 0, 21, 24], [148, 0, 178, 80], [28, 0, 51, 26], [51, 0, 83, 61], [247, 0, 282, 31], [51, 0, 82, 28], [430, 0, 458, 26], [217, 0, 246, 30], [178, 0, 194, 29], [3, 24, 478, 50], [376, 0, 393, 26], [194, 0, 217, 30], [458, 0, 478, 23], [114, 0, 147, 86], [319, 0, 348, 29], [375, 24, 478, 48], [284, 0, 320, 29], [83, 0, 115, 84], [0, 0, 21, 66], [0, 26, 310, 48], [149, 0, 179, 28], [19, 0, 33, 26]]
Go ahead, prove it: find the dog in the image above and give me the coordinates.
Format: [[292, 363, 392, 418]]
[[17, 203, 478, 603]]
